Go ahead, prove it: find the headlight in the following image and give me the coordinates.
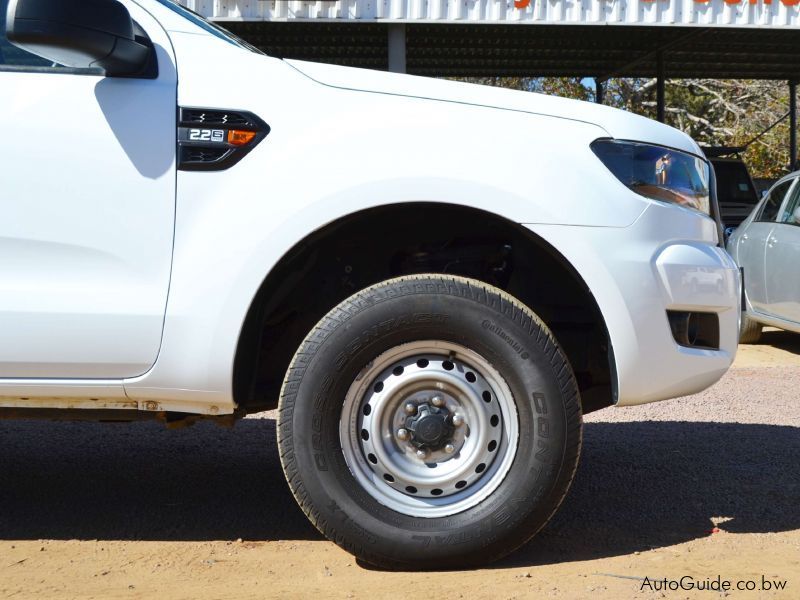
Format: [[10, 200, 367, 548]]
[[591, 139, 711, 216]]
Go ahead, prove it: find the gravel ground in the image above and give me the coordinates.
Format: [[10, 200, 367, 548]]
[[0, 331, 798, 598]]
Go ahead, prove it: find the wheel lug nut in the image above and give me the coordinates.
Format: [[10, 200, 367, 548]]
[[404, 402, 417, 415], [396, 428, 410, 441], [431, 395, 445, 407], [415, 448, 428, 460], [452, 414, 464, 427], [444, 443, 455, 454]]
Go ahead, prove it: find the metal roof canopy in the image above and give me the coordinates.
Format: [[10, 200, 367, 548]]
[[223, 22, 800, 81]]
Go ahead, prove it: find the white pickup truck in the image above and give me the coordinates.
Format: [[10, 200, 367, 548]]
[[1, 0, 739, 569]]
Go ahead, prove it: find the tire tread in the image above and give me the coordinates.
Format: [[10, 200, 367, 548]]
[[277, 274, 582, 568]]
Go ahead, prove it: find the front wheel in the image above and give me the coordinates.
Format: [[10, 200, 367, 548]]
[[278, 274, 582, 569]]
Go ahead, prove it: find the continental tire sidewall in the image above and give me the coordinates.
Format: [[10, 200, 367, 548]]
[[279, 276, 581, 568], [739, 312, 762, 344]]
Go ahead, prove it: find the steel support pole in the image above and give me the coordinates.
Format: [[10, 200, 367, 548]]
[[595, 78, 605, 104], [790, 80, 797, 171], [656, 51, 666, 123], [388, 24, 407, 74]]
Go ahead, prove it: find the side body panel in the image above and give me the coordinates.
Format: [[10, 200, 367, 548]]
[[734, 222, 772, 312], [122, 31, 647, 412]]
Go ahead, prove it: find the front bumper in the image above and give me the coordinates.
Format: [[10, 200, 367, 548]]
[[526, 202, 740, 406]]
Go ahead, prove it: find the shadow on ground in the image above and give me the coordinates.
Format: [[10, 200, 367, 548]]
[[500, 420, 800, 567], [0, 419, 797, 565], [0, 418, 314, 542], [755, 329, 800, 356]]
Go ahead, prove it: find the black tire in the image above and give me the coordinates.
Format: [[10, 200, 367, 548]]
[[278, 274, 582, 569], [739, 312, 762, 344]]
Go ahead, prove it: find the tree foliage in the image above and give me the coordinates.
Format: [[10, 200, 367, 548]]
[[456, 77, 797, 179], [606, 78, 795, 179]]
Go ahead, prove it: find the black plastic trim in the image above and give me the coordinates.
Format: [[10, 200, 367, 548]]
[[708, 161, 725, 246], [0, 64, 105, 75], [177, 107, 270, 172], [5, 0, 155, 77], [740, 267, 746, 312], [667, 310, 720, 350], [1, 18, 155, 78]]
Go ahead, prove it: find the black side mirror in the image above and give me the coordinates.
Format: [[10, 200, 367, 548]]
[[5, 0, 152, 77]]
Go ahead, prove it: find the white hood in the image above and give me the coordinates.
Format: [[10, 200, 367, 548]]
[[286, 59, 702, 157]]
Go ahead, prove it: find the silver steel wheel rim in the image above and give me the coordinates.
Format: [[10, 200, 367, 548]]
[[340, 340, 519, 518]]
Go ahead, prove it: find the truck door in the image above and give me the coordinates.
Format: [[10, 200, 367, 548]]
[[763, 178, 800, 323], [0, 1, 176, 378]]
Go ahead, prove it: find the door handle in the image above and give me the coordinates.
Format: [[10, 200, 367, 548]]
[[741, 233, 748, 242], [768, 236, 777, 247]]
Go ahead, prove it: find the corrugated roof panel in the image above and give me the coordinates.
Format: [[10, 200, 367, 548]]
[[180, 0, 800, 27]]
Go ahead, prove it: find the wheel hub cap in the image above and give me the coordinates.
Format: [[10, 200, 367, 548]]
[[340, 341, 519, 518], [405, 403, 454, 448]]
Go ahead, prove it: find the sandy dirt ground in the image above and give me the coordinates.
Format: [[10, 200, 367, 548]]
[[1, 329, 798, 599]]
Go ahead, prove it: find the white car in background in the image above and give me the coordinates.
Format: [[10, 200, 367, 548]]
[[728, 172, 800, 343], [1, 0, 739, 569]]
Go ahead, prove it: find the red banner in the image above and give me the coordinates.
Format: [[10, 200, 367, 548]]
[[513, 0, 798, 7]]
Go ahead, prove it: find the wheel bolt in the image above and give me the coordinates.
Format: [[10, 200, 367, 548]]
[[452, 414, 464, 427], [396, 428, 410, 441], [431, 395, 445, 407], [404, 402, 417, 415], [444, 443, 455, 454], [415, 448, 428, 460]]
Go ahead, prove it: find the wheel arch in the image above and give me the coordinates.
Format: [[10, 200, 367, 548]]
[[233, 202, 616, 415]]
